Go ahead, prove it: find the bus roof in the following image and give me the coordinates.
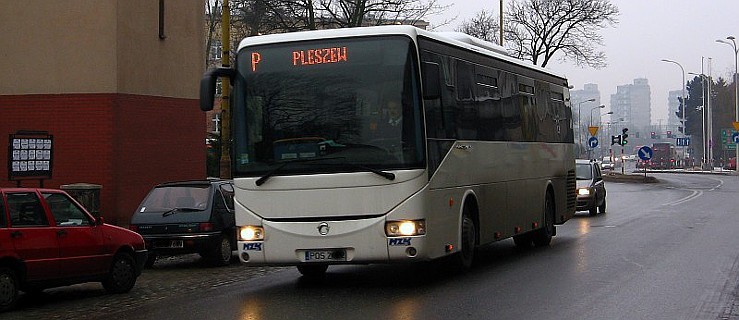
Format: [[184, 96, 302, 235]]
[[237, 25, 567, 82]]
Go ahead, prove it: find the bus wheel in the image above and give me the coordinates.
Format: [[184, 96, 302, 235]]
[[533, 193, 555, 247], [454, 210, 477, 270], [297, 264, 328, 278]]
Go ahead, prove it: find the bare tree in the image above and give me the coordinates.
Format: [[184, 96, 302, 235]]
[[505, 0, 619, 68], [455, 10, 499, 44], [206, 0, 453, 68], [205, 0, 222, 67], [317, 0, 448, 28]]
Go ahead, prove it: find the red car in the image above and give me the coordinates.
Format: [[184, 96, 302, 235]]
[[0, 188, 147, 312]]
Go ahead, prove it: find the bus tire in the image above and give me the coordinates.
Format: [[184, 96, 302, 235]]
[[453, 209, 477, 270], [533, 192, 555, 247]]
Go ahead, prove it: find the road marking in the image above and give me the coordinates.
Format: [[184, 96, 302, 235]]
[[664, 189, 703, 206]]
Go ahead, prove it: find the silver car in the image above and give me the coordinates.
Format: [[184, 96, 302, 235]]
[[576, 159, 607, 216]]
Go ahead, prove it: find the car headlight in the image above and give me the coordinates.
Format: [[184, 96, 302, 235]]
[[577, 188, 591, 196], [239, 226, 264, 241], [385, 220, 426, 236]]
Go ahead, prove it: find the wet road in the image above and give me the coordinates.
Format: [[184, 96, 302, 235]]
[[6, 173, 739, 320]]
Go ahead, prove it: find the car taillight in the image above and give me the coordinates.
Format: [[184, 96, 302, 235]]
[[199, 222, 214, 232]]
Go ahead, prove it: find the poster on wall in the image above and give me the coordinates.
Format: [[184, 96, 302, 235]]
[[8, 131, 54, 181]]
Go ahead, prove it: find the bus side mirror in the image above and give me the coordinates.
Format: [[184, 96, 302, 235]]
[[200, 68, 236, 111], [422, 62, 441, 100]]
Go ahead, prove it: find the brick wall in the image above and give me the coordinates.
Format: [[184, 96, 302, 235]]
[[1, 93, 205, 226]]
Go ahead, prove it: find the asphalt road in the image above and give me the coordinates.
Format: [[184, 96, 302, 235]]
[[6, 173, 739, 320]]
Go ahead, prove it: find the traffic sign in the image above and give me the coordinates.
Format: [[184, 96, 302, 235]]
[[733, 121, 739, 131], [638, 146, 653, 161], [733, 132, 739, 144], [588, 126, 599, 137], [676, 137, 691, 146], [588, 137, 599, 148]]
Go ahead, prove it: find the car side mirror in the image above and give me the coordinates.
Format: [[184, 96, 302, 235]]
[[96, 216, 105, 226]]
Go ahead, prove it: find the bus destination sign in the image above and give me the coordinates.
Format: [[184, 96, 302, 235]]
[[250, 46, 349, 72]]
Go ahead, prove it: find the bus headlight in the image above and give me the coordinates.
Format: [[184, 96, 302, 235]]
[[239, 226, 264, 241], [386, 220, 426, 236], [577, 188, 591, 196]]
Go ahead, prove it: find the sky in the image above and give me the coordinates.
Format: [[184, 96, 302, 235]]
[[427, 0, 738, 125]]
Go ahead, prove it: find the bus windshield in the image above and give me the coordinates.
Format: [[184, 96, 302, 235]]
[[231, 35, 425, 178]]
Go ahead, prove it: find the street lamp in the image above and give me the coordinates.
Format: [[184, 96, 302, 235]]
[[590, 104, 605, 127], [662, 59, 687, 159], [598, 111, 613, 159], [576, 98, 596, 158], [716, 36, 738, 173]]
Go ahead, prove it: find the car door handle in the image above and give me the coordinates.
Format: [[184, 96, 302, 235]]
[[57, 229, 68, 237], [10, 231, 22, 238]]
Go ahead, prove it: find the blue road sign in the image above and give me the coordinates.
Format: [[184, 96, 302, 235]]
[[588, 137, 599, 148], [638, 146, 653, 161], [676, 137, 691, 146], [732, 132, 739, 144]]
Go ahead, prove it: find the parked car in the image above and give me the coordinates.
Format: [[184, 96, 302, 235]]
[[0, 188, 147, 312], [129, 179, 236, 267], [575, 159, 607, 216]]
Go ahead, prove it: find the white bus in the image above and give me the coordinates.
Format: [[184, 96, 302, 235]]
[[200, 25, 576, 277]]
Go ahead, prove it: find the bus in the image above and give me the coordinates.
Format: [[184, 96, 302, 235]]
[[651, 142, 678, 169], [200, 25, 576, 276]]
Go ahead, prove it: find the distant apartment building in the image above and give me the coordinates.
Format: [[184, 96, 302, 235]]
[[610, 78, 652, 138], [570, 84, 603, 125], [0, 1, 205, 225]]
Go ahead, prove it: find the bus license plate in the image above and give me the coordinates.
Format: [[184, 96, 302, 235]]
[[302, 249, 347, 262]]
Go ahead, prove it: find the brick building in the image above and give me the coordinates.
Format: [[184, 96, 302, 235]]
[[0, 1, 206, 225]]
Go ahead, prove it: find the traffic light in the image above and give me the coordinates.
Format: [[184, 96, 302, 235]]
[[611, 135, 621, 146], [621, 128, 629, 145], [651, 131, 656, 139], [666, 130, 672, 138]]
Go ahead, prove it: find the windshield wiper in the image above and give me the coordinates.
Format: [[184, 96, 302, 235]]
[[256, 157, 344, 186], [343, 162, 395, 181], [255, 156, 395, 186], [161, 207, 202, 217]]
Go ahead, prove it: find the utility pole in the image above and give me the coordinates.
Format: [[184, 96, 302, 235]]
[[219, 0, 232, 179], [499, 0, 504, 46]]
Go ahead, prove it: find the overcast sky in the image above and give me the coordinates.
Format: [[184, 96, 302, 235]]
[[428, 0, 737, 124]]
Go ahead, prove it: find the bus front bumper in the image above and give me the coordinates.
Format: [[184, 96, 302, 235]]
[[237, 217, 432, 265]]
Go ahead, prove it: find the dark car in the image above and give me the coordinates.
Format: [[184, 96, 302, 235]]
[[0, 188, 147, 312], [575, 159, 607, 216], [129, 179, 236, 267]]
